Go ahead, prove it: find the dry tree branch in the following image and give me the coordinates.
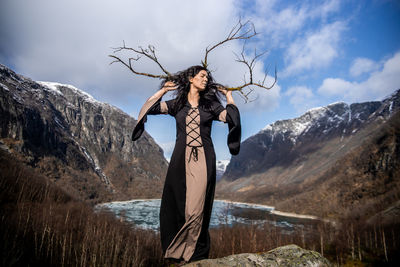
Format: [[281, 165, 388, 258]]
[[202, 19, 257, 68], [109, 19, 277, 102], [225, 45, 277, 93], [200, 19, 277, 102], [237, 87, 258, 103], [109, 41, 171, 79]]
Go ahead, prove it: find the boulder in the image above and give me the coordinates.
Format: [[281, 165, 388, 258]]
[[184, 244, 331, 267]]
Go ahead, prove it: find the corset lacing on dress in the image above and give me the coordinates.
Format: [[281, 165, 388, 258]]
[[186, 107, 202, 162]]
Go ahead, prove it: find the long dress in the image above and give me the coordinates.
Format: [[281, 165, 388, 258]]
[[132, 93, 241, 262]]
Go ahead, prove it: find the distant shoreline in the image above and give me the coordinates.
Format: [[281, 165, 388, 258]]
[[270, 210, 318, 220], [215, 199, 274, 210], [215, 199, 323, 221], [97, 198, 160, 206], [97, 198, 326, 222]]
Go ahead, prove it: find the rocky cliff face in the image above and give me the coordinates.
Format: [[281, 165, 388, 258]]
[[217, 90, 400, 220], [0, 64, 168, 202]]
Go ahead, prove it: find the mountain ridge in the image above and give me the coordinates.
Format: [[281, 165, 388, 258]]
[[223, 90, 399, 181], [0, 64, 168, 203], [217, 89, 400, 221]]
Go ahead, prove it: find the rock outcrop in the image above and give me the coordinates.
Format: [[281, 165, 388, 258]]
[[0, 64, 168, 202], [184, 245, 331, 267]]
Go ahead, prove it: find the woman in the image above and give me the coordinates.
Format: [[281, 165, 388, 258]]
[[132, 65, 241, 264]]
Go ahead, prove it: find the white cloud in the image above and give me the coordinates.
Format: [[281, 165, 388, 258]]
[[0, 0, 246, 107], [1, 0, 344, 114], [285, 85, 317, 113], [283, 21, 347, 76], [309, 0, 341, 20], [253, 0, 277, 13], [239, 80, 281, 112], [318, 78, 355, 96], [0, 0, 284, 158], [272, 6, 308, 33], [349, 57, 379, 77], [247, 0, 342, 48], [318, 52, 400, 102]]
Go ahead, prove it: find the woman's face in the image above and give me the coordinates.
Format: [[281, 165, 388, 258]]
[[190, 70, 208, 91]]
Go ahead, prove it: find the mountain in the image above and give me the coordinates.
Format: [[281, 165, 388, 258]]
[[217, 90, 400, 221], [0, 64, 168, 203], [216, 159, 230, 181]]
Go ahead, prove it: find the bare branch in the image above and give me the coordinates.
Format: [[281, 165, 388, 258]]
[[109, 41, 171, 80], [202, 19, 257, 68], [225, 44, 277, 102], [200, 19, 277, 102], [110, 19, 277, 102], [236, 86, 258, 103]]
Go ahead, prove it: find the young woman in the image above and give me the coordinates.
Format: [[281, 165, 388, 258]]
[[132, 65, 241, 264]]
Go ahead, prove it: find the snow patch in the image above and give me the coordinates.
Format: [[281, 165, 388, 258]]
[[79, 144, 111, 185], [38, 81, 124, 115], [12, 92, 24, 103], [0, 82, 9, 91], [327, 101, 346, 107], [348, 108, 352, 122], [257, 102, 354, 144], [37, 81, 63, 95], [389, 101, 393, 115], [54, 116, 65, 129], [216, 159, 230, 172], [38, 81, 101, 105], [307, 106, 325, 114], [291, 120, 312, 136], [262, 124, 273, 131]]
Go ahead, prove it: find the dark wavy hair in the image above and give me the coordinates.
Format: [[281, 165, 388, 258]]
[[160, 65, 223, 113]]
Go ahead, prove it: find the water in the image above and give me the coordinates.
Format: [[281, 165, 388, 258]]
[[96, 199, 316, 231]]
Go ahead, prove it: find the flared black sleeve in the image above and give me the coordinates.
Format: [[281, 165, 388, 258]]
[[225, 104, 241, 155], [212, 102, 241, 155], [132, 95, 175, 141]]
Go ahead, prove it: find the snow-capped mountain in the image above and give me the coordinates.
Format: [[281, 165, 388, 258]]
[[216, 159, 230, 181], [217, 89, 400, 220], [223, 91, 400, 181], [0, 64, 168, 202]]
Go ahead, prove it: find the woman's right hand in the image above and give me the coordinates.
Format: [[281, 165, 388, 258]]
[[162, 81, 177, 92], [217, 85, 235, 105]]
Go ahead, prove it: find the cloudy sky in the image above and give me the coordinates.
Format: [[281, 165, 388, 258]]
[[1, 0, 400, 160]]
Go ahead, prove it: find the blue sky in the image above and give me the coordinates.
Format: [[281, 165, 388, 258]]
[[1, 0, 399, 161]]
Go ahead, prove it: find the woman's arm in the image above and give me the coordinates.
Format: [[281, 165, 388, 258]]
[[148, 81, 177, 102], [132, 81, 177, 141], [217, 87, 235, 105], [215, 87, 235, 122]]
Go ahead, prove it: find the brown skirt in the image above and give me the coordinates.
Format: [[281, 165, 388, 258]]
[[164, 145, 207, 261]]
